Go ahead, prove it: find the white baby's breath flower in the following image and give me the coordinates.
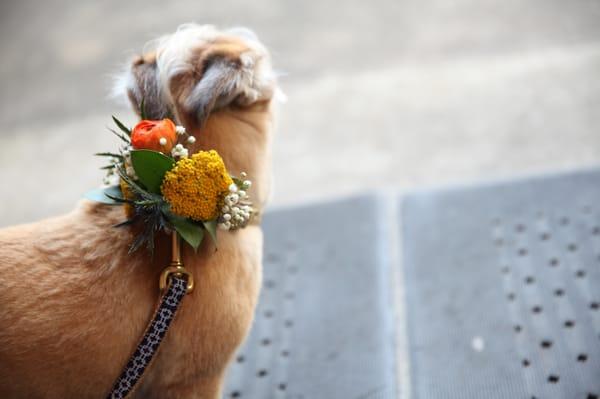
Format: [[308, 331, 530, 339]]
[[225, 194, 239, 206], [216, 172, 255, 231], [175, 126, 186, 135], [159, 137, 167, 146], [187, 136, 196, 144], [171, 145, 189, 158], [125, 166, 138, 180], [218, 221, 231, 230], [240, 172, 247, 178]]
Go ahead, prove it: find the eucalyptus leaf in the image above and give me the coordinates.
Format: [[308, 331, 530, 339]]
[[84, 185, 124, 205], [168, 215, 204, 251], [130, 150, 175, 194], [203, 219, 218, 247]]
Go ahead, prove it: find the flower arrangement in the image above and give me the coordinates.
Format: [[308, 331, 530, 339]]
[[86, 113, 254, 253]]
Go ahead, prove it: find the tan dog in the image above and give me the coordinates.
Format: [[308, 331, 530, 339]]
[[0, 24, 277, 398]]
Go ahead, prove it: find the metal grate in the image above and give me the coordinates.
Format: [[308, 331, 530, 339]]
[[402, 169, 600, 399], [223, 196, 398, 399], [223, 168, 600, 398]]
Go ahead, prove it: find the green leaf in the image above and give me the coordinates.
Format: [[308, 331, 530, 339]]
[[112, 116, 131, 137], [117, 167, 150, 198], [140, 98, 147, 120], [202, 219, 218, 247], [133, 199, 162, 207], [108, 128, 130, 144], [113, 218, 135, 228], [130, 150, 175, 194], [105, 193, 133, 204], [95, 152, 124, 159], [168, 214, 204, 251], [84, 185, 124, 205]]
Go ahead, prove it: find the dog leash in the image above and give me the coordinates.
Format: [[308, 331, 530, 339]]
[[106, 233, 194, 399]]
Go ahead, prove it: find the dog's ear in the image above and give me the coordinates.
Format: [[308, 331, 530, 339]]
[[116, 52, 172, 120], [167, 56, 245, 129], [158, 27, 275, 129]]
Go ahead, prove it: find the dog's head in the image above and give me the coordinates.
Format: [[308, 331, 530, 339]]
[[115, 24, 277, 129]]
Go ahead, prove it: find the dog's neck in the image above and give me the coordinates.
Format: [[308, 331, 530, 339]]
[[186, 101, 273, 212]]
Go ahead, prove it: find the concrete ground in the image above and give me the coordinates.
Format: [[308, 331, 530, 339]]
[[1, 0, 599, 227]]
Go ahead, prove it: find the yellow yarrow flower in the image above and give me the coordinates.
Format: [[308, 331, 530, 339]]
[[161, 150, 233, 221]]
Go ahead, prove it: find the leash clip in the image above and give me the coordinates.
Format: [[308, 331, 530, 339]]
[[159, 232, 194, 293], [159, 263, 194, 293]]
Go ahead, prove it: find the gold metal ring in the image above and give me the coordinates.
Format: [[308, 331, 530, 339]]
[[159, 263, 194, 293]]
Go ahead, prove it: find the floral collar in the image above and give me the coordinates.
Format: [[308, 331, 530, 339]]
[[85, 115, 256, 254]]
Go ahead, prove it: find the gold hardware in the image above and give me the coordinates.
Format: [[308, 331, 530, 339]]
[[159, 265, 194, 293], [159, 232, 194, 293]]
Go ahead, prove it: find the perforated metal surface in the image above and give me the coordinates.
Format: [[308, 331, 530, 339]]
[[402, 169, 600, 399], [224, 196, 397, 399]]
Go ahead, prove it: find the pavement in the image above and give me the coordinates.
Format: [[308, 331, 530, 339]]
[[1, 0, 600, 226]]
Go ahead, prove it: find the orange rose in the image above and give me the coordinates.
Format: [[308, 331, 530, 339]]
[[131, 119, 177, 153]]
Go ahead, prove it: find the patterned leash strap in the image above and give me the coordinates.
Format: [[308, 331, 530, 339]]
[[106, 233, 194, 399], [106, 275, 188, 398]]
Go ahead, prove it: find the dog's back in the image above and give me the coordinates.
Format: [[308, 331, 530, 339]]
[[0, 24, 277, 398]]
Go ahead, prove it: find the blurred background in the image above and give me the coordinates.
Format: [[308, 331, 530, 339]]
[[1, 0, 599, 227]]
